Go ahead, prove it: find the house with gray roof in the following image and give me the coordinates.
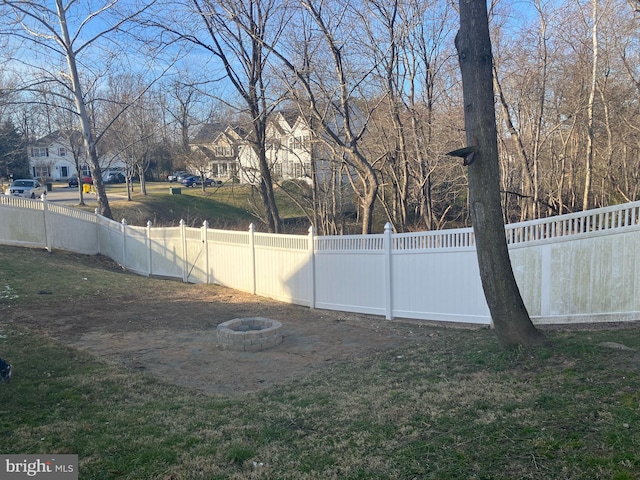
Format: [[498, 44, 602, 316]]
[[190, 111, 315, 185]]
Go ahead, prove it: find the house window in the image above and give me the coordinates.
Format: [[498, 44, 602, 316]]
[[58, 147, 67, 156], [215, 145, 233, 157], [289, 136, 309, 151], [31, 147, 49, 157], [33, 165, 51, 179], [273, 163, 282, 179]]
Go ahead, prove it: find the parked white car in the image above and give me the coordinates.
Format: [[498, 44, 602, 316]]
[[4, 179, 47, 199]]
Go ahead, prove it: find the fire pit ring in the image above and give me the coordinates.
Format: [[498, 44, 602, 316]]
[[216, 317, 283, 351]]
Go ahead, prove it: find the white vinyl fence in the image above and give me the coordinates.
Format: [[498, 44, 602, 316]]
[[2, 196, 640, 326]]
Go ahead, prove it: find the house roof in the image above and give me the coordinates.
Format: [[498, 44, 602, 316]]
[[279, 110, 300, 129], [192, 145, 215, 161], [192, 123, 227, 144], [192, 111, 306, 146], [192, 122, 251, 144], [33, 130, 83, 146]]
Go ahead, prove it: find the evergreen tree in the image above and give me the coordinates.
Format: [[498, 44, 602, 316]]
[[0, 122, 29, 180]]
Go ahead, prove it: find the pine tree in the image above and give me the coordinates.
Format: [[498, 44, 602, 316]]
[[0, 122, 29, 180]]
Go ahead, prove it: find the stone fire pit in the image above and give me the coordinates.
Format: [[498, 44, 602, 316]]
[[216, 317, 283, 351]]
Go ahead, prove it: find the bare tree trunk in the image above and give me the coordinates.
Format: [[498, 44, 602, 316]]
[[455, 0, 547, 348], [56, 0, 111, 218], [138, 163, 147, 195], [173, 0, 283, 233], [259, 0, 379, 234], [597, 83, 613, 206], [368, 0, 409, 232], [531, 0, 548, 219], [493, 66, 535, 221], [583, 0, 599, 211]]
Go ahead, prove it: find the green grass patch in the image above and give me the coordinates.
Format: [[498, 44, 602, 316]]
[[2, 245, 640, 478], [101, 182, 308, 232], [0, 246, 190, 307]]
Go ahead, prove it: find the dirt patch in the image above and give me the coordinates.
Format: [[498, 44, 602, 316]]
[[3, 283, 453, 396]]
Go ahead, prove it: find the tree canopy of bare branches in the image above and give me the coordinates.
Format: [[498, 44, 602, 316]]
[[0, 0, 639, 235]]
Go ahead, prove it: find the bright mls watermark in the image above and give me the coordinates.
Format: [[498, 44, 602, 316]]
[[0, 455, 77, 479]]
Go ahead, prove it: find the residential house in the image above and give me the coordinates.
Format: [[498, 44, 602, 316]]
[[28, 131, 78, 181], [27, 131, 125, 182], [264, 111, 313, 184], [190, 112, 316, 185], [189, 123, 243, 182]]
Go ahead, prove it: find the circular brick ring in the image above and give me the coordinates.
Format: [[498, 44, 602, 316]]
[[216, 317, 283, 351]]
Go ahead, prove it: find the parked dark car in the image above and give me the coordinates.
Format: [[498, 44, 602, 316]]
[[105, 172, 125, 184], [182, 176, 221, 187], [67, 175, 93, 187], [197, 177, 221, 187], [181, 175, 198, 187], [69, 175, 93, 187]]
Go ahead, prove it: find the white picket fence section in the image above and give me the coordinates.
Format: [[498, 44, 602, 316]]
[[1, 196, 640, 326]]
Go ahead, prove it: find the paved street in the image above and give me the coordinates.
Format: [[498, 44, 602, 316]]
[[44, 183, 125, 206], [44, 184, 96, 205]]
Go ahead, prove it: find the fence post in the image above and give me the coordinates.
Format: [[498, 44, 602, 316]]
[[308, 225, 316, 309], [41, 195, 51, 252], [203, 220, 210, 284], [180, 219, 187, 283], [147, 220, 153, 277], [249, 223, 256, 295], [121, 219, 127, 268], [384, 222, 393, 320]]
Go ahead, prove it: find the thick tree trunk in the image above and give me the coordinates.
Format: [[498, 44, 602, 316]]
[[455, 0, 547, 348], [251, 108, 281, 233], [360, 168, 378, 235]]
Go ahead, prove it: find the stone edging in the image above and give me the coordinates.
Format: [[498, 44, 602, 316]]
[[216, 317, 283, 351]]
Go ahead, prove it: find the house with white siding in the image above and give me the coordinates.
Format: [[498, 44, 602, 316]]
[[189, 123, 243, 182], [190, 111, 317, 185], [27, 131, 125, 182]]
